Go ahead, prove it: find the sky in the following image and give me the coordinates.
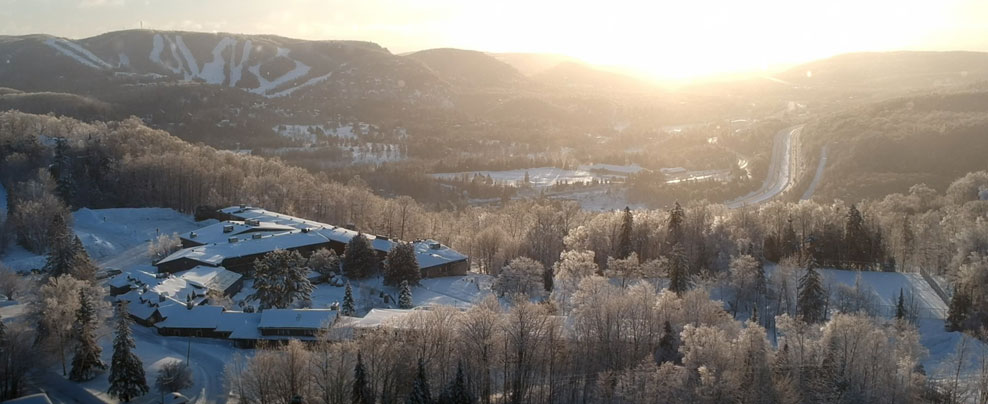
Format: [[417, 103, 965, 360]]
[[1, 0, 987, 80]]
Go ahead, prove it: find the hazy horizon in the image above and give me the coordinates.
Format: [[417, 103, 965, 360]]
[[2, 0, 988, 80]]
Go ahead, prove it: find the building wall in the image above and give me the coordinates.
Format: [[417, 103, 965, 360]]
[[421, 259, 469, 278]]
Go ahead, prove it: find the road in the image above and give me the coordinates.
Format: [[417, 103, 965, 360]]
[[726, 125, 803, 208], [130, 326, 231, 404]]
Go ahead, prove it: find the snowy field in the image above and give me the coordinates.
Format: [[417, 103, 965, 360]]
[[801, 267, 987, 375], [431, 166, 635, 188]]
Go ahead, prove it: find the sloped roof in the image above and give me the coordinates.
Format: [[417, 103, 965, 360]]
[[180, 265, 242, 293], [258, 308, 335, 329], [156, 305, 224, 329]]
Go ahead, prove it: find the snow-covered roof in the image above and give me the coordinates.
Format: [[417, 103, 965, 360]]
[[258, 308, 335, 329], [181, 220, 296, 244], [180, 265, 242, 293], [156, 305, 224, 329], [116, 290, 166, 320], [350, 308, 415, 328], [161, 206, 469, 271], [216, 311, 261, 332], [412, 239, 468, 269], [157, 230, 333, 266], [108, 270, 159, 289], [3, 393, 53, 404]]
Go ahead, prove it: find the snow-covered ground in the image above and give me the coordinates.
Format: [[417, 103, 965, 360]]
[[810, 267, 987, 375], [432, 167, 629, 188]]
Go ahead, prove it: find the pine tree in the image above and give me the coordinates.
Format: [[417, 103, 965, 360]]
[[385, 242, 420, 286], [341, 281, 356, 316], [43, 215, 73, 276], [843, 204, 871, 267], [108, 301, 149, 402], [399, 280, 413, 309], [438, 362, 474, 404], [895, 289, 906, 320], [656, 320, 680, 364], [70, 288, 106, 381], [667, 202, 685, 248], [69, 235, 98, 282], [617, 206, 634, 259], [352, 352, 372, 404], [667, 243, 689, 296], [343, 233, 376, 279], [946, 290, 971, 331], [406, 358, 433, 404], [248, 249, 313, 309], [797, 266, 827, 323], [51, 137, 75, 204], [781, 216, 798, 259]]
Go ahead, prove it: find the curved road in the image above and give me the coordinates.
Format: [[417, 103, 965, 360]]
[[726, 125, 803, 208]]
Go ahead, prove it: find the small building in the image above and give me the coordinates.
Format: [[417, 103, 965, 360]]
[[258, 308, 335, 339], [155, 305, 225, 337]]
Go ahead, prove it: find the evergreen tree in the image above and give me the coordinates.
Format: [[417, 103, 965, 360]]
[[843, 204, 871, 267], [406, 358, 433, 404], [895, 289, 906, 320], [438, 362, 474, 404], [797, 266, 827, 324], [108, 301, 148, 402], [946, 289, 971, 331], [667, 202, 685, 248], [248, 249, 313, 309], [352, 352, 372, 404], [667, 243, 689, 296], [70, 288, 106, 381], [341, 281, 356, 316], [399, 280, 413, 309], [43, 215, 73, 276], [616, 206, 634, 259], [51, 137, 75, 204], [343, 233, 376, 279], [781, 216, 798, 259], [69, 235, 98, 282], [656, 320, 680, 364], [384, 242, 420, 286]]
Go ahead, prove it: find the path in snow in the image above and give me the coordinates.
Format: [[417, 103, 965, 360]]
[[45, 38, 111, 70], [725, 125, 802, 208], [801, 145, 828, 201]]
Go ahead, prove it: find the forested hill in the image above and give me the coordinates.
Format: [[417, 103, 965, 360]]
[[800, 90, 988, 201]]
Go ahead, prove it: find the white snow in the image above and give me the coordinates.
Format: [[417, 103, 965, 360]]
[[248, 59, 311, 96], [44, 38, 111, 70], [432, 167, 629, 188], [267, 71, 332, 98], [174, 35, 200, 79], [199, 36, 236, 85], [229, 39, 252, 87]]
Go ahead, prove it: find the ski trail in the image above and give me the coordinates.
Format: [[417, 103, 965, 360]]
[[200, 36, 235, 85], [175, 35, 200, 78], [801, 145, 828, 201], [45, 38, 111, 70], [229, 39, 252, 87]]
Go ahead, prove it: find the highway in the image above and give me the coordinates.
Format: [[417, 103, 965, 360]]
[[725, 125, 803, 208]]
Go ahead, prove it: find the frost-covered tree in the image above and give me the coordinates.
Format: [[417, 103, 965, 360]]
[[551, 249, 597, 312], [667, 201, 685, 248], [248, 249, 313, 309], [155, 360, 192, 400], [729, 254, 765, 317], [352, 352, 372, 404], [341, 281, 356, 316], [308, 248, 341, 280], [668, 243, 690, 296], [343, 233, 376, 279], [797, 266, 826, 323], [148, 232, 181, 264], [438, 362, 474, 404], [108, 301, 148, 402], [493, 257, 544, 298], [385, 241, 420, 286], [616, 206, 634, 259], [35, 274, 91, 375], [734, 322, 776, 404], [70, 288, 106, 381], [406, 358, 433, 404], [606, 252, 641, 287], [399, 280, 413, 309]]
